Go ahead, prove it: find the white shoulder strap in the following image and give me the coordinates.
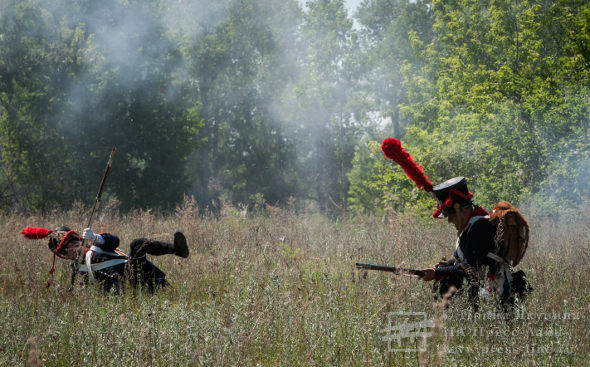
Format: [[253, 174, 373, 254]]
[[79, 248, 128, 277], [85, 250, 95, 283], [79, 258, 128, 273], [466, 215, 489, 229]]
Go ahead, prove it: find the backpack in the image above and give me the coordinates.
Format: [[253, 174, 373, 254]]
[[488, 201, 529, 267]]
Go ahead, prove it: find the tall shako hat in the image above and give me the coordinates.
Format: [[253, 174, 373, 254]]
[[431, 177, 474, 218], [21, 226, 82, 276], [381, 138, 473, 218], [21, 226, 81, 257]]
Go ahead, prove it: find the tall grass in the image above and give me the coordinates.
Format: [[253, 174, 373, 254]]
[[1, 199, 588, 366]]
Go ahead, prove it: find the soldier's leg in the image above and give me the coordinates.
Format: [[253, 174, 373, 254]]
[[125, 259, 167, 291], [433, 275, 464, 307], [126, 232, 188, 290], [135, 259, 168, 291], [499, 270, 532, 317], [128, 232, 188, 258]]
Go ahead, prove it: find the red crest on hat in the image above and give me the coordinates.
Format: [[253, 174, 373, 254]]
[[381, 138, 433, 192], [21, 227, 53, 239]]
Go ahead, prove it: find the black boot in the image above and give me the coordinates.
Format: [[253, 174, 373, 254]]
[[174, 232, 189, 258]]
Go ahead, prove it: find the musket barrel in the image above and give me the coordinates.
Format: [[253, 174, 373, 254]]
[[355, 262, 424, 277], [75, 147, 117, 286], [355, 263, 399, 272], [86, 147, 116, 228]]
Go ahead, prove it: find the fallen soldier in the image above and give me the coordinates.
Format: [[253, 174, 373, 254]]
[[21, 226, 189, 292]]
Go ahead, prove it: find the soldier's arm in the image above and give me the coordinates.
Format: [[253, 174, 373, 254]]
[[95, 233, 120, 252], [433, 263, 462, 277]]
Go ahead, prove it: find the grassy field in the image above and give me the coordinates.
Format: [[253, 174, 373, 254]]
[[1, 199, 589, 366]]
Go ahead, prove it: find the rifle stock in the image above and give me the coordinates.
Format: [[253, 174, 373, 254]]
[[355, 262, 425, 277]]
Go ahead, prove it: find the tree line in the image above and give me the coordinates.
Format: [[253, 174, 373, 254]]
[[0, 0, 588, 215]]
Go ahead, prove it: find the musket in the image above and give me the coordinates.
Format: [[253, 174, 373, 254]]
[[86, 147, 116, 229], [72, 147, 116, 286], [355, 262, 425, 277]]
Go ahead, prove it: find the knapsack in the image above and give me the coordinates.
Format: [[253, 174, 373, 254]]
[[488, 201, 529, 267]]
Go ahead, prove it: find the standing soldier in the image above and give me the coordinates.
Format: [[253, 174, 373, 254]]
[[380, 138, 530, 311], [419, 177, 498, 310]]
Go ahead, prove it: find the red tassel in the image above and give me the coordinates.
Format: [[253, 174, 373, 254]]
[[432, 189, 479, 218], [448, 187, 473, 200], [381, 138, 433, 192], [444, 196, 454, 208], [21, 227, 53, 239]]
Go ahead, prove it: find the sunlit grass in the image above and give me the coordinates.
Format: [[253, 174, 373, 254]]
[[1, 199, 589, 366]]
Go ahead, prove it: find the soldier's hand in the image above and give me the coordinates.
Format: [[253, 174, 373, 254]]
[[421, 268, 436, 281], [83, 228, 97, 242]]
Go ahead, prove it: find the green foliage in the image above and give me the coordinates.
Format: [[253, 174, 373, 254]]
[[185, 0, 302, 211], [357, 0, 434, 139], [0, 0, 588, 214], [349, 0, 590, 214], [0, 0, 201, 211], [0, 0, 89, 211], [290, 0, 376, 213]]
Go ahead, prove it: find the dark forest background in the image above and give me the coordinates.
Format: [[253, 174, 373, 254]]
[[0, 0, 588, 215]]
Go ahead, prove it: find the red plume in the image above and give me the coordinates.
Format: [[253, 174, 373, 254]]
[[21, 227, 53, 239], [381, 138, 433, 192]]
